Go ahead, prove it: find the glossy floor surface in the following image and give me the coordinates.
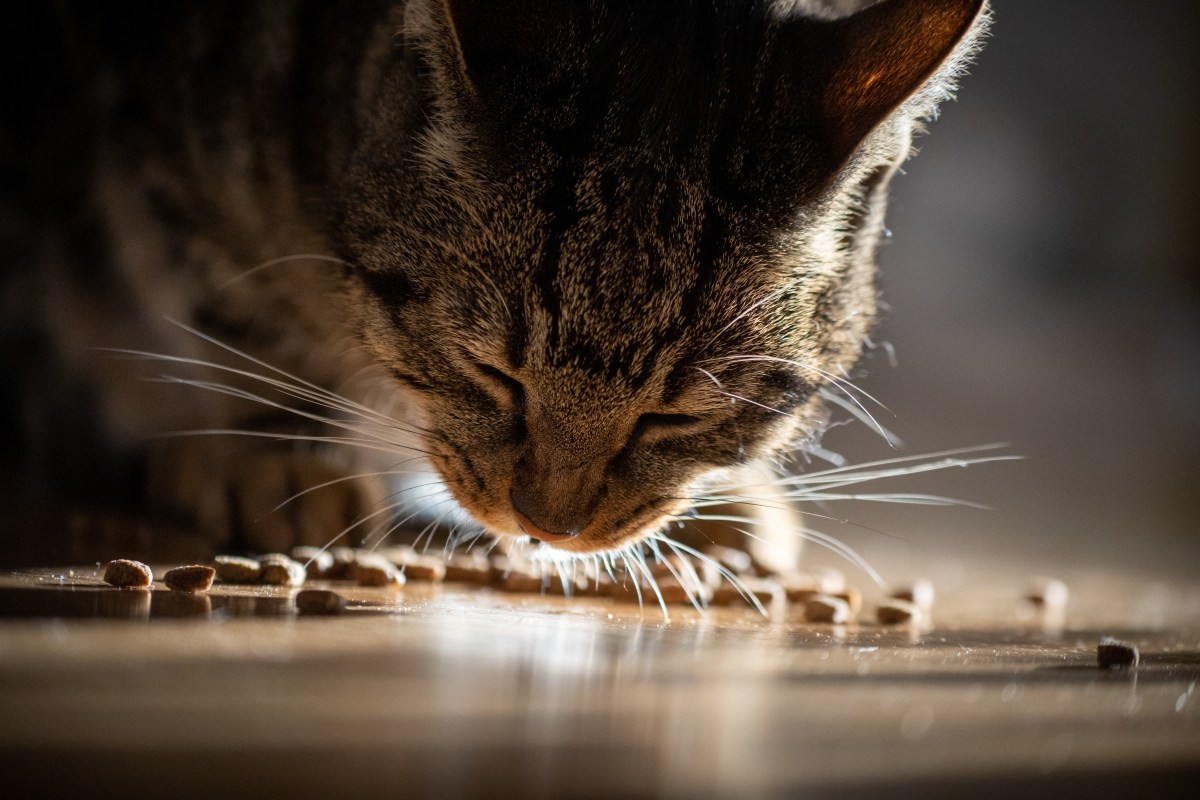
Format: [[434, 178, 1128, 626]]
[[1, 567, 1198, 799]]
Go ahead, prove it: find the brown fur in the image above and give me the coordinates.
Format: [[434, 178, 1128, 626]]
[[1, 0, 988, 559]]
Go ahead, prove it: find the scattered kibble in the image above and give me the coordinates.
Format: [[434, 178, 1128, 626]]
[[213, 555, 262, 584], [876, 599, 922, 626], [163, 565, 216, 594], [103, 559, 153, 589], [1097, 638, 1139, 669], [811, 567, 846, 594], [891, 579, 935, 612], [259, 554, 306, 587], [443, 553, 492, 584], [702, 545, 753, 577], [782, 577, 821, 604], [710, 576, 785, 609], [832, 587, 862, 616], [804, 594, 851, 623], [291, 547, 334, 579], [295, 589, 347, 615], [1025, 576, 1069, 611], [355, 560, 404, 588], [400, 554, 446, 582], [327, 547, 359, 579]]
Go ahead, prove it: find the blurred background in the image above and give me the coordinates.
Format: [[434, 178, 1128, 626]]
[[818, 0, 1200, 607]]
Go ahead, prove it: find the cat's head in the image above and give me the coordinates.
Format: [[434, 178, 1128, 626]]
[[336, 0, 987, 553]]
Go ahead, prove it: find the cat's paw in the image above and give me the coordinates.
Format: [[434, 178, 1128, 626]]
[[145, 439, 387, 553]]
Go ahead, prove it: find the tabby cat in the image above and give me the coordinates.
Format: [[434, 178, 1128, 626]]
[[1, 0, 988, 566]]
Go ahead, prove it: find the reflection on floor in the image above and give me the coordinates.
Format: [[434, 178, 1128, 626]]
[[1, 568, 1197, 798]]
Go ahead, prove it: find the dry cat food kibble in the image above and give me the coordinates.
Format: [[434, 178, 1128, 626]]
[[804, 594, 851, 624], [702, 545, 754, 577], [295, 589, 347, 615], [890, 579, 935, 612], [327, 547, 360, 579], [258, 554, 307, 587], [654, 577, 713, 606], [710, 576, 785, 610], [1097, 638, 1139, 669], [354, 560, 404, 588], [164, 565, 216, 593], [782, 577, 821, 604], [400, 554, 447, 582], [443, 553, 492, 584], [876, 599, 922, 626], [1025, 576, 1069, 610], [291, 546, 334, 579], [213, 555, 262, 584], [832, 587, 862, 616], [103, 559, 154, 589]]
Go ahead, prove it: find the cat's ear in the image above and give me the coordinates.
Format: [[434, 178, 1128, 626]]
[[796, 0, 988, 162], [438, 0, 573, 102]]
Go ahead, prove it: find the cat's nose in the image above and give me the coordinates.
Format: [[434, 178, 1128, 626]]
[[509, 489, 583, 543]]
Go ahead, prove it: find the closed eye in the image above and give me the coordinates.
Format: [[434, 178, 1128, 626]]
[[469, 360, 525, 411], [632, 412, 705, 445]]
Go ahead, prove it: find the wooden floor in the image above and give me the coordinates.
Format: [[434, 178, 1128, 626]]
[[1, 566, 1197, 800]]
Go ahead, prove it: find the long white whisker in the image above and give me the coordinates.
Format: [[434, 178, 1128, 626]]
[[217, 254, 351, 290], [269, 458, 429, 514], [685, 512, 884, 586]]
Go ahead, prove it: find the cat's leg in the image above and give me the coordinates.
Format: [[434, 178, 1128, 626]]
[[677, 463, 803, 575]]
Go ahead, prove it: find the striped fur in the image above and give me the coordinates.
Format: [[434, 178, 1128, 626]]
[[3, 0, 988, 554]]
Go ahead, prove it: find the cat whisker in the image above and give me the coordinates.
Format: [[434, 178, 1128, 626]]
[[217, 253, 353, 290], [819, 389, 902, 448], [162, 317, 431, 434], [119, 347, 437, 441], [365, 493, 457, 552], [690, 366, 724, 390], [157, 427, 431, 459], [645, 538, 706, 612], [268, 457, 430, 514], [682, 511, 884, 587], [700, 283, 798, 348], [715, 390, 791, 416], [148, 374, 434, 453], [651, 531, 766, 615], [703, 354, 895, 444]]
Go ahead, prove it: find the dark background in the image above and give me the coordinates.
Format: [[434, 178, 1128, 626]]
[[819, 0, 1200, 603]]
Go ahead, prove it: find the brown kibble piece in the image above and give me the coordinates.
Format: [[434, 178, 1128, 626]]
[[295, 589, 347, 615], [501, 568, 545, 593], [804, 594, 850, 623], [876, 599, 922, 626], [259, 555, 306, 587], [291, 547, 334, 579], [832, 587, 862, 616], [1025, 576, 1069, 610], [103, 559, 154, 589], [213, 555, 261, 584], [401, 555, 446, 582], [810, 567, 846, 594], [702, 545, 754, 576], [444, 553, 492, 584], [326, 547, 359, 579], [656, 578, 713, 606], [355, 561, 404, 588], [649, 554, 692, 578], [781, 575, 821, 604], [1097, 638, 1139, 669], [164, 565, 216, 594], [710, 576, 785, 609], [891, 578, 935, 611]]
